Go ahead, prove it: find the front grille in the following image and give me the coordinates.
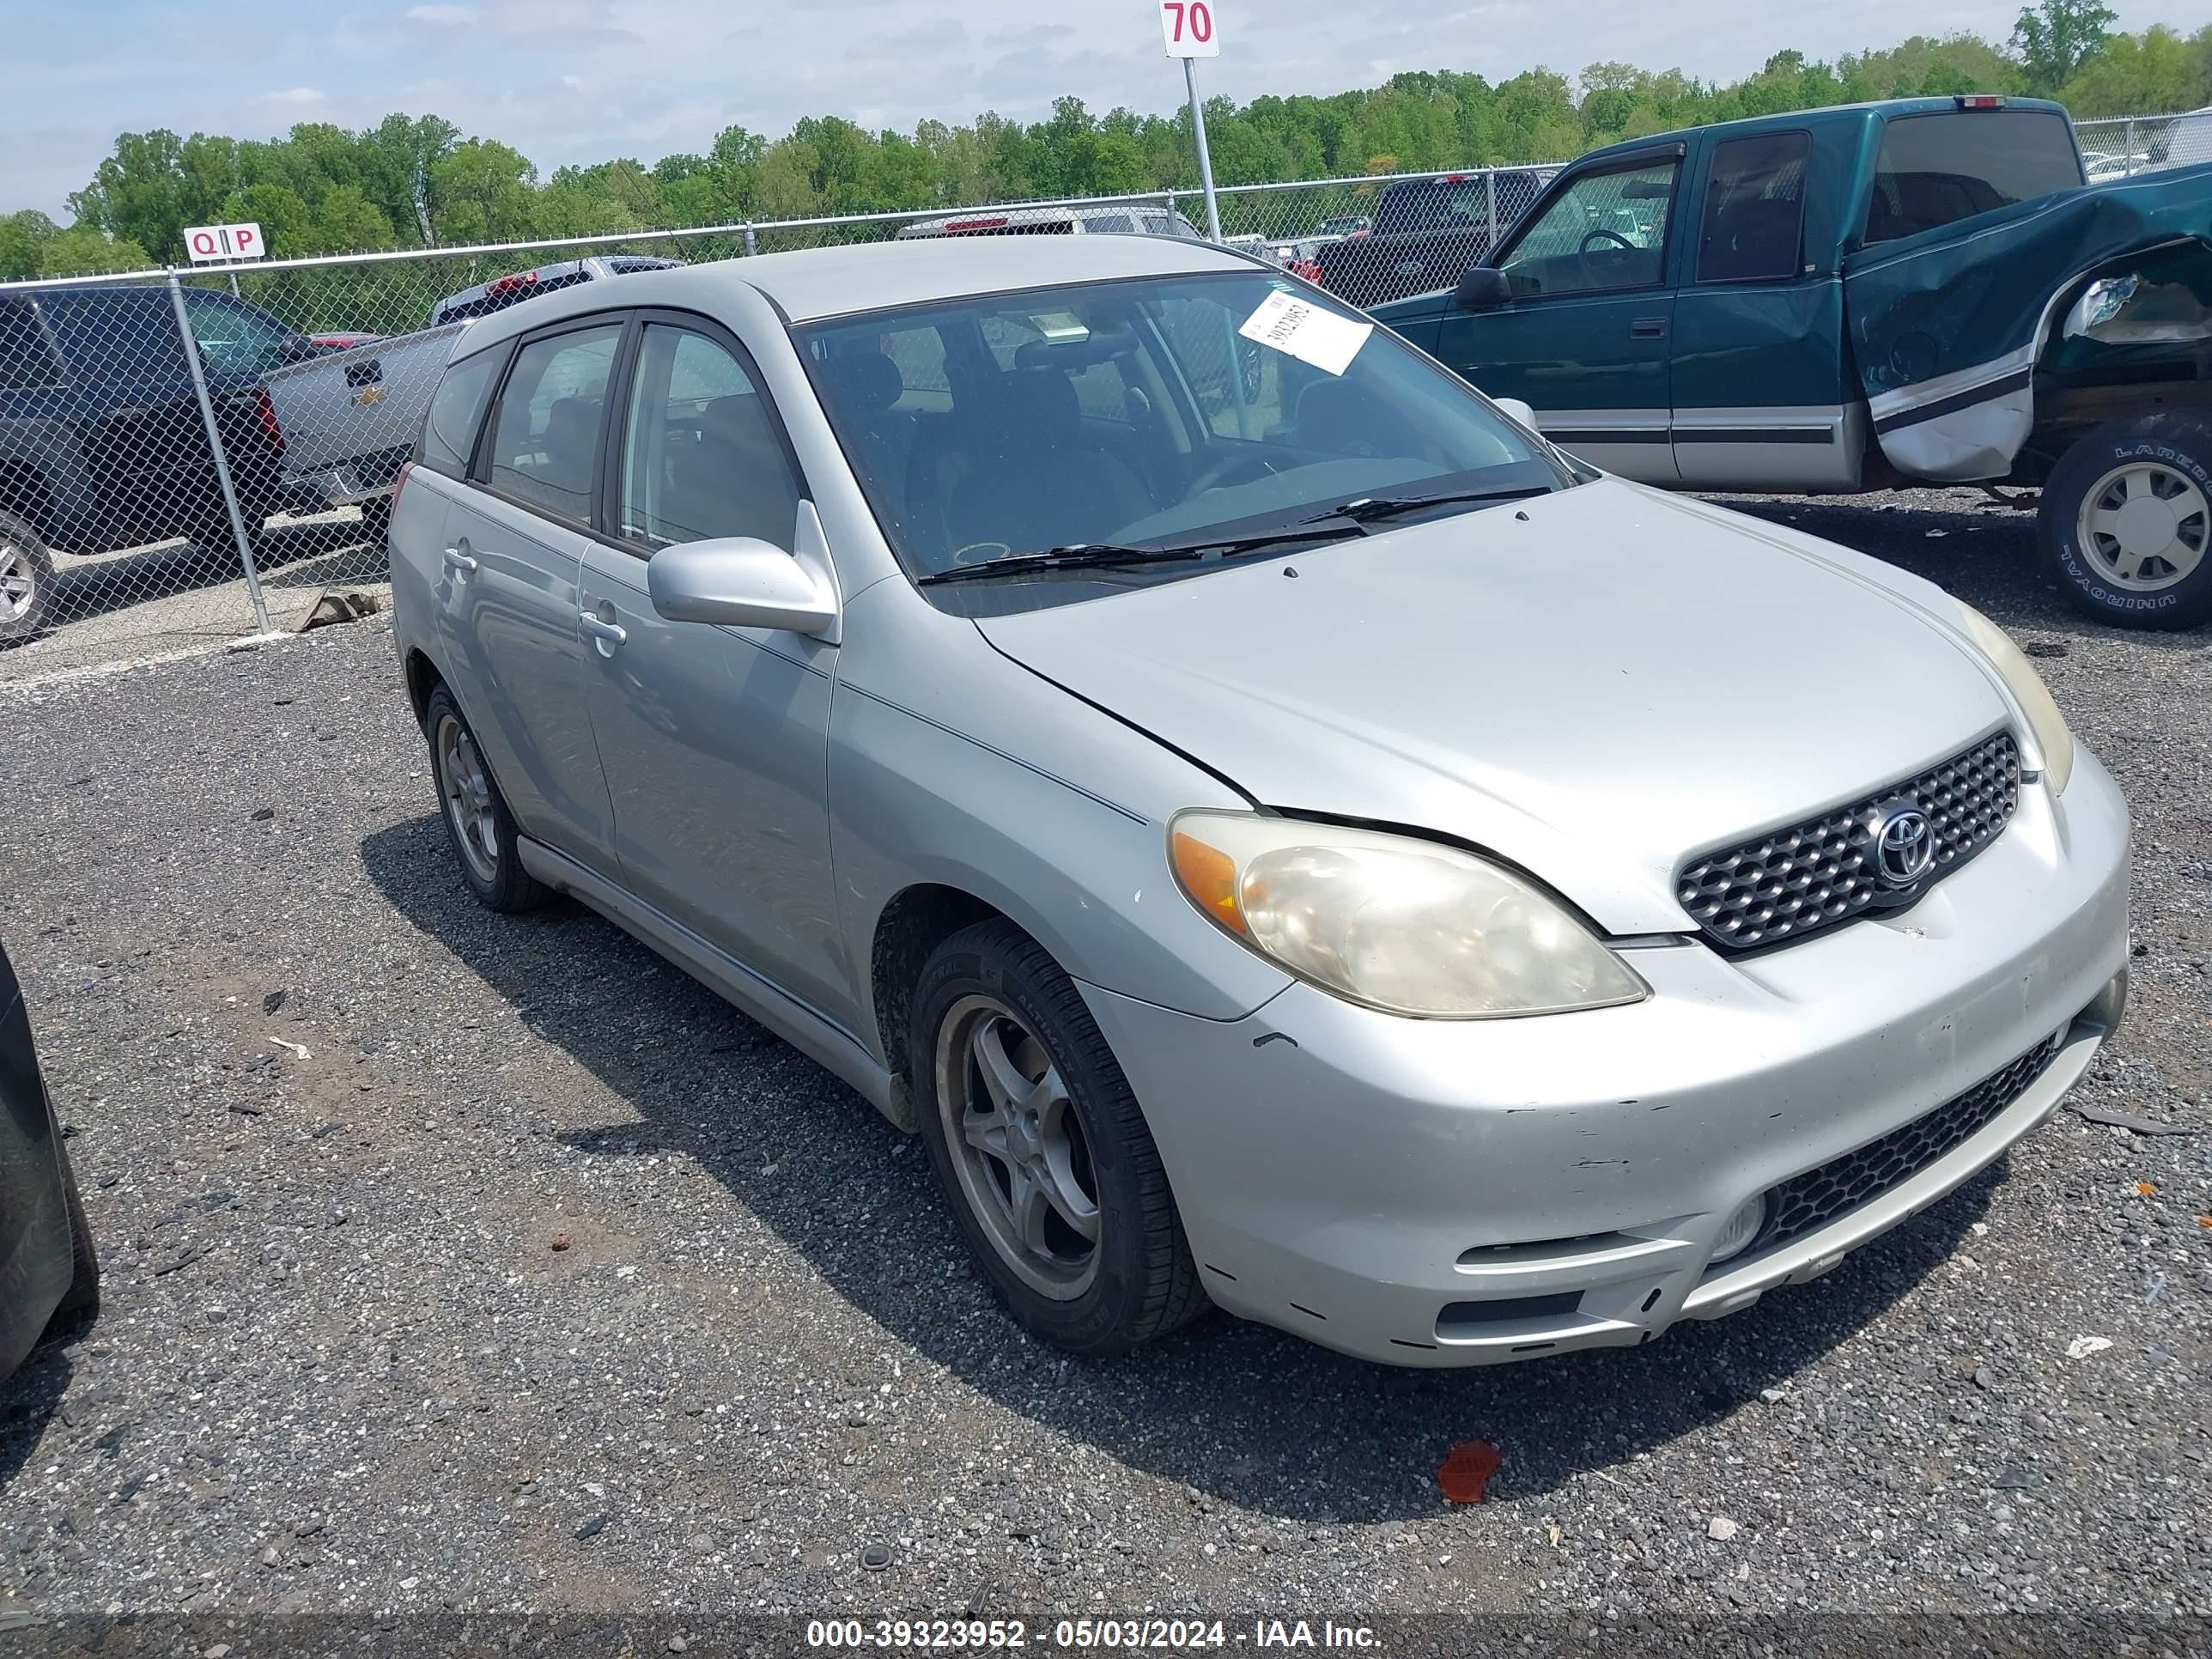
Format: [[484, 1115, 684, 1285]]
[[1747, 1039, 2057, 1258], [1677, 732, 2021, 951]]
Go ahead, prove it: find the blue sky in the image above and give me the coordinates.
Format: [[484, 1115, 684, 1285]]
[[8, 0, 2204, 217]]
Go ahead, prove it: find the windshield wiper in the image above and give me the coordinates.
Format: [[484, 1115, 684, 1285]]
[[1302, 483, 1553, 526], [915, 524, 1362, 586]]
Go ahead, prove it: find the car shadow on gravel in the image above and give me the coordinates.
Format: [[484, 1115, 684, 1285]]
[[0, 1340, 78, 1491], [363, 813, 2001, 1523]]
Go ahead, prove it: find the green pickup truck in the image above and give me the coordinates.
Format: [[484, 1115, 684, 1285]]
[[1373, 96, 2212, 628]]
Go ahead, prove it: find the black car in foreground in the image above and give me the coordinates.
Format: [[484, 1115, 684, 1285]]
[[0, 939, 96, 1381]]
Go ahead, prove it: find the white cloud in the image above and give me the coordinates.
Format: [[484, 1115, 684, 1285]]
[[406, 3, 479, 22], [257, 86, 326, 106]]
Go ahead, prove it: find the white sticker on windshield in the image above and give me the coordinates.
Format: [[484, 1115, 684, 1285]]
[[1237, 289, 1373, 377]]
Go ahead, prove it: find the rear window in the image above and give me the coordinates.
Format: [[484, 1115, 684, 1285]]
[[416, 345, 507, 479], [1863, 110, 2084, 246], [1698, 131, 1809, 283], [1375, 179, 1485, 236]]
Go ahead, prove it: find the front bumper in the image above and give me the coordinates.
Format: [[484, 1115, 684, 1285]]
[[1083, 753, 2131, 1367]]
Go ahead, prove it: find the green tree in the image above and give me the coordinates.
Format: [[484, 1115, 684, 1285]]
[[2013, 0, 2118, 90], [0, 210, 57, 281], [40, 227, 153, 277]]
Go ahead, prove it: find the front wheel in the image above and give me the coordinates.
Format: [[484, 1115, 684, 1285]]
[[909, 921, 1207, 1357], [2039, 413, 2212, 629]]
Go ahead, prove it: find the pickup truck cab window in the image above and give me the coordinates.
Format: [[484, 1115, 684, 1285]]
[[1697, 131, 1810, 283], [1499, 159, 1679, 298], [1863, 109, 2084, 246]]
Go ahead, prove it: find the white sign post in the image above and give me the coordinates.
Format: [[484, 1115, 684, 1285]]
[[1158, 2, 1224, 242], [182, 222, 266, 264]]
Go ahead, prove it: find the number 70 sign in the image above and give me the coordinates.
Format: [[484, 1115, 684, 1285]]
[[1158, 0, 1218, 58]]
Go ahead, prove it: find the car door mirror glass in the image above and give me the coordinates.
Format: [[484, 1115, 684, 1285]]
[[1453, 267, 1512, 311], [646, 536, 838, 637]]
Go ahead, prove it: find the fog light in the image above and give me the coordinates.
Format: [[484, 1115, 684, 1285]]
[[1710, 1194, 1768, 1263]]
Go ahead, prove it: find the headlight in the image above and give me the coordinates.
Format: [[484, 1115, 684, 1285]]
[[1957, 605, 2075, 795], [1168, 811, 1648, 1019]]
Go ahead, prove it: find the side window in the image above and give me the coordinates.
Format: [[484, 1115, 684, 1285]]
[[0, 301, 64, 390], [483, 323, 622, 522], [1697, 132, 1810, 283], [1498, 160, 1679, 299], [416, 346, 506, 479], [618, 325, 803, 550], [179, 291, 296, 374]]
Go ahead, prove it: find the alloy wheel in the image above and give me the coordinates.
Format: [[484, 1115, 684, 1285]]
[[0, 540, 37, 623], [933, 994, 1102, 1300], [434, 713, 500, 884]]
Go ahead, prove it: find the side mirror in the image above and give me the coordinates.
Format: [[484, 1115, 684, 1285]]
[[1491, 396, 1538, 431], [647, 537, 838, 637], [1453, 266, 1512, 312]]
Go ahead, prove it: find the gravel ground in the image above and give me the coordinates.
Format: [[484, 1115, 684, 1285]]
[[0, 489, 2207, 1644]]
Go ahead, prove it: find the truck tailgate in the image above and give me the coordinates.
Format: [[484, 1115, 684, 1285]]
[[1844, 165, 2212, 480], [262, 323, 466, 494]]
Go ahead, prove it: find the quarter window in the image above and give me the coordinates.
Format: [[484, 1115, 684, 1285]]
[[483, 324, 622, 522], [618, 326, 803, 550], [0, 300, 64, 390], [1499, 160, 1679, 298], [1697, 132, 1810, 283], [417, 347, 505, 479]]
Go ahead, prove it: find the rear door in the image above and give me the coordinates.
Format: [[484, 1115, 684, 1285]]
[[1430, 149, 1686, 480], [440, 316, 625, 867], [1670, 129, 1864, 489]]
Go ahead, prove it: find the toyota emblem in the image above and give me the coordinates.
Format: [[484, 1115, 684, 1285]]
[[1871, 802, 1936, 889]]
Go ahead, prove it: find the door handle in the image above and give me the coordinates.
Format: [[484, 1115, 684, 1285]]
[[442, 547, 477, 574], [1630, 317, 1668, 339], [579, 611, 628, 651]]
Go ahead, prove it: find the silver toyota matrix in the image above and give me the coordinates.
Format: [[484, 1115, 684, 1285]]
[[386, 235, 2130, 1366]]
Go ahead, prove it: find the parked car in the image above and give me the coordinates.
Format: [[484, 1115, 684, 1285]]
[[0, 284, 295, 642], [262, 258, 684, 544], [428, 256, 686, 328], [0, 938, 99, 1382], [1376, 95, 2212, 628], [2145, 107, 2212, 171], [388, 238, 2128, 1367], [1314, 174, 1509, 306], [894, 204, 1202, 240], [1316, 214, 1371, 238]]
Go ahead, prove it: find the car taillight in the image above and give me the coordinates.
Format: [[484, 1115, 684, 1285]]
[[391, 459, 412, 517], [943, 217, 1008, 233], [1955, 94, 2006, 110], [485, 270, 540, 297], [254, 386, 284, 457]]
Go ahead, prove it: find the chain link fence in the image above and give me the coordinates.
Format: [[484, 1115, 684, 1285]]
[[2074, 112, 2209, 177], [0, 163, 1559, 678]]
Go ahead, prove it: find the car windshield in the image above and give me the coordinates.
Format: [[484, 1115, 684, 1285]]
[[798, 270, 1565, 606]]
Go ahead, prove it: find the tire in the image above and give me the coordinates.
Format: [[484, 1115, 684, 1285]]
[[358, 496, 392, 548], [2039, 412, 2212, 629], [0, 510, 56, 647], [48, 1139, 99, 1331], [908, 919, 1207, 1357], [422, 685, 548, 913]]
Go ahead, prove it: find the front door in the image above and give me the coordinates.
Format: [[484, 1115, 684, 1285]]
[[578, 316, 853, 1026], [1431, 150, 1685, 481], [442, 318, 624, 868]]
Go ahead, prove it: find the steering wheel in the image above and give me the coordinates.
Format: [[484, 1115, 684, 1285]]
[[1577, 226, 1635, 279], [1187, 450, 1279, 496]]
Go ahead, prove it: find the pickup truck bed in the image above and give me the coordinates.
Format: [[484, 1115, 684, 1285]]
[[262, 323, 466, 531]]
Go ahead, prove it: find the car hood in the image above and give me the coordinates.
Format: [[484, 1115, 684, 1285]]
[[974, 477, 2014, 935]]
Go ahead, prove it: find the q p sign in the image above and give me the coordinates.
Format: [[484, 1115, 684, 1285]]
[[183, 222, 265, 263], [1158, 0, 1218, 57]]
